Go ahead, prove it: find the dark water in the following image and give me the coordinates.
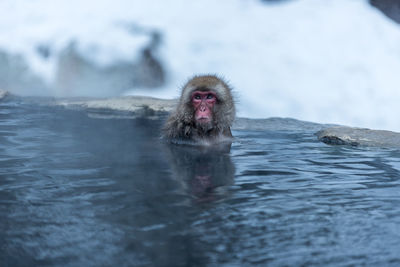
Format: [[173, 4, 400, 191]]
[[1, 100, 400, 266]]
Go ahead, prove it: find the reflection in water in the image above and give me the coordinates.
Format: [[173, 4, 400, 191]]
[[0, 101, 237, 266], [164, 143, 235, 202]]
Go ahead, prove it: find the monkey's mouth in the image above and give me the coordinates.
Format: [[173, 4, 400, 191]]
[[196, 117, 211, 123]]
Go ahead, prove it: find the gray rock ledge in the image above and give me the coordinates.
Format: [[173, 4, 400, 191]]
[[317, 126, 400, 148], [51, 96, 177, 119], [1, 91, 400, 148], [0, 89, 8, 99], [50, 96, 326, 131]]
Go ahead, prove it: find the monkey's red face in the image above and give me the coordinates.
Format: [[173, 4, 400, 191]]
[[192, 91, 217, 124]]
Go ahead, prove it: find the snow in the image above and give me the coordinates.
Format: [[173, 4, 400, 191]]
[[1, 0, 400, 131]]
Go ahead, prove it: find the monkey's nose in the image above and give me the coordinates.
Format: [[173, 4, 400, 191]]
[[199, 105, 207, 112]]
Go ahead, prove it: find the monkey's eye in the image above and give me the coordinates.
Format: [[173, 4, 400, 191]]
[[194, 95, 201, 100], [206, 94, 214, 99]]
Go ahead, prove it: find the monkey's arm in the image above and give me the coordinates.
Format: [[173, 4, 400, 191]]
[[163, 115, 192, 140]]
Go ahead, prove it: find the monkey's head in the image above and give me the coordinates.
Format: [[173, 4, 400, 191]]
[[182, 75, 235, 133], [164, 75, 235, 142]]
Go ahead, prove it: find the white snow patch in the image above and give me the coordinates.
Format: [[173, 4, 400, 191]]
[[1, 0, 400, 131]]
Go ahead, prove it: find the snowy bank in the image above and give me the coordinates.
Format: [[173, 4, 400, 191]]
[[1, 0, 400, 132]]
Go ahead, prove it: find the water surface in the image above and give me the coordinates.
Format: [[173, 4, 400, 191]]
[[1, 99, 400, 266]]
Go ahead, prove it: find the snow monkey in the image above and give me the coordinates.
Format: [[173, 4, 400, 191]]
[[163, 75, 236, 144]]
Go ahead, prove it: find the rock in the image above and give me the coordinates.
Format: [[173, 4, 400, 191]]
[[316, 126, 400, 148], [370, 0, 400, 24], [0, 27, 165, 97], [55, 39, 165, 97], [233, 117, 327, 132], [0, 89, 8, 99], [0, 50, 49, 96], [50, 96, 177, 119]]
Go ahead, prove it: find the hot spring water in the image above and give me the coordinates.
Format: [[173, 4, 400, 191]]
[[1, 99, 400, 266]]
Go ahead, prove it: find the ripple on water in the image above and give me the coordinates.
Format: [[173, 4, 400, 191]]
[[1, 101, 400, 266]]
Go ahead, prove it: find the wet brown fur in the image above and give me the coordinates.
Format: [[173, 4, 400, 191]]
[[163, 75, 235, 143]]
